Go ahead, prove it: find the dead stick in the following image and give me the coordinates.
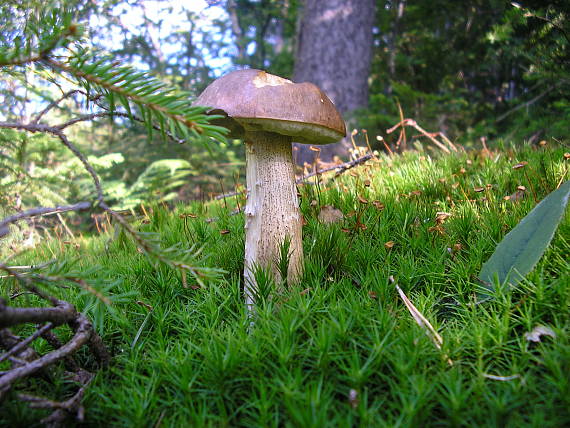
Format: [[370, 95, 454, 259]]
[[0, 313, 92, 393], [0, 323, 53, 363], [0, 202, 91, 237], [387, 119, 451, 153], [216, 153, 374, 200]]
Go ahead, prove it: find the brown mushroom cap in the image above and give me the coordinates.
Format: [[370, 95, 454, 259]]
[[193, 69, 346, 144]]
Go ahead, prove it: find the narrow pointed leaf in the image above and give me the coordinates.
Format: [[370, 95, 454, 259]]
[[478, 180, 570, 297]]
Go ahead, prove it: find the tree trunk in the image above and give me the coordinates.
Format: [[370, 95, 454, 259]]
[[228, 0, 246, 61], [293, 0, 376, 164], [387, 0, 406, 96]]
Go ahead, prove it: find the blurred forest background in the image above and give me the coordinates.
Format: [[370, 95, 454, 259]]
[[1, 0, 568, 219]]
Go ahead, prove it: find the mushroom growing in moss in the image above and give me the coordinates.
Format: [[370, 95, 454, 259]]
[[194, 69, 345, 308]]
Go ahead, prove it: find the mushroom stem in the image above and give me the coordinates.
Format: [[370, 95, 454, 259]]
[[243, 131, 304, 309]]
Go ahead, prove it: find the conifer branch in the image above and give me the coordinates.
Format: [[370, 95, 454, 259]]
[[0, 119, 215, 285], [44, 56, 228, 143], [0, 9, 80, 67], [31, 90, 83, 124], [0, 121, 104, 202]]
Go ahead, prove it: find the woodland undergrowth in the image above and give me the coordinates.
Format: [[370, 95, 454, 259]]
[[2, 142, 569, 426]]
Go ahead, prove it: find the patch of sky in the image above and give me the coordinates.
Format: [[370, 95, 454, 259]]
[[88, 0, 234, 76]]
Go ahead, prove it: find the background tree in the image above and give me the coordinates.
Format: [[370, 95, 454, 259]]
[[2, 0, 568, 221], [0, 0, 246, 220], [226, 0, 298, 77], [293, 0, 377, 164], [362, 0, 569, 147]]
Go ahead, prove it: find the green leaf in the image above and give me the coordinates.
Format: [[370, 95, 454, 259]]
[[478, 180, 570, 297]]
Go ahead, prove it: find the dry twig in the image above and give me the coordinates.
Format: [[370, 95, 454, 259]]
[[0, 266, 109, 424], [387, 119, 457, 153], [216, 153, 374, 200], [0, 202, 92, 238]]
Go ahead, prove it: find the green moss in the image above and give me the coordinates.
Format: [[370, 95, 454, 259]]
[[2, 145, 569, 427]]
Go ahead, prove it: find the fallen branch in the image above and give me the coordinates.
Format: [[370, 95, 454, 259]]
[[0, 313, 92, 393], [216, 153, 374, 200], [2, 262, 55, 271], [0, 297, 76, 329], [0, 202, 92, 238], [0, 329, 40, 367], [0, 323, 53, 364], [0, 267, 109, 424], [331, 153, 374, 178], [19, 370, 92, 425], [40, 328, 81, 372]]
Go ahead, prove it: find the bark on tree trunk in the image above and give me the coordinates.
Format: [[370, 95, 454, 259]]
[[293, 0, 376, 165]]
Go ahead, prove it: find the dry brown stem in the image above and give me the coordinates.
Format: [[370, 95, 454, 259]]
[[387, 118, 457, 153]]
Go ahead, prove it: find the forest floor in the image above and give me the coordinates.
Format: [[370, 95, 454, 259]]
[[2, 143, 569, 426]]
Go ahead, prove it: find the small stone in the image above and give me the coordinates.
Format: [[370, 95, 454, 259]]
[[318, 206, 344, 224]]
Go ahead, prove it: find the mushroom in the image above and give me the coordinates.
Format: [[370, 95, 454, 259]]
[[194, 69, 345, 308]]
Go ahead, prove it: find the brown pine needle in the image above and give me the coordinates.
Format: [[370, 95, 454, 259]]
[[391, 276, 453, 365]]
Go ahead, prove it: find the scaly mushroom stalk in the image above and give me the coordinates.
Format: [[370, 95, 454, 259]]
[[243, 131, 303, 308]]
